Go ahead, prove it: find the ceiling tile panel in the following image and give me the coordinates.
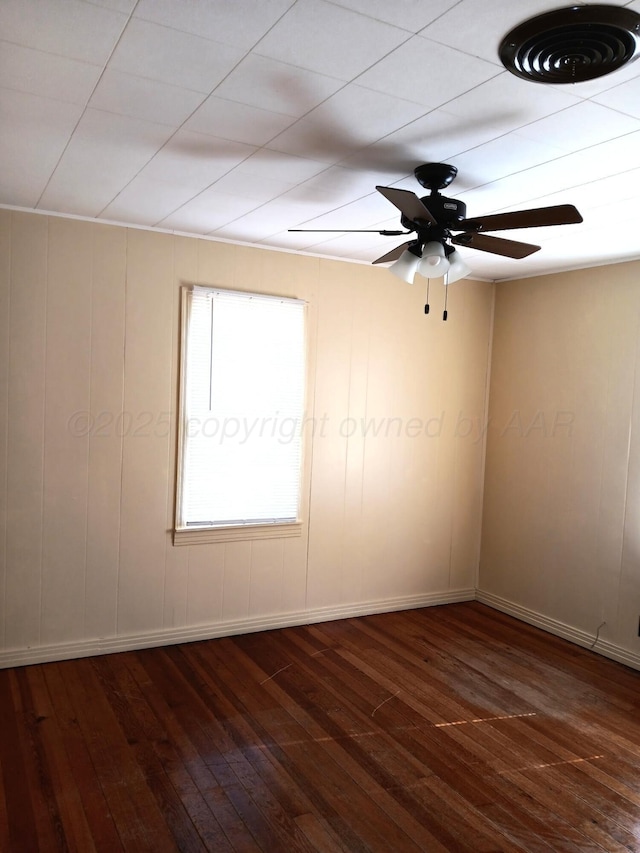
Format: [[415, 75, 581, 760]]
[[89, 69, 206, 127], [267, 84, 429, 162], [356, 36, 501, 108], [264, 117, 363, 163], [230, 149, 328, 184], [302, 85, 431, 143], [100, 175, 200, 224], [0, 42, 102, 105], [566, 62, 640, 98], [38, 109, 175, 215], [448, 132, 566, 188], [89, 0, 137, 11], [338, 108, 521, 182], [515, 102, 640, 153], [592, 76, 640, 119], [184, 96, 296, 145], [205, 170, 297, 203], [254, 0, 409, 79], [296, 165, 408, 206], [138, 130, 257, 190], [296, 226, 399, 255], [265, 228, 337, 251], [0, 87, 83, 206], [327, 0, 462, 31], [459, 133, 640, 214], [213, 55, 344, 116], [134, 0, 296, 50], [418, 0, 564, 64], [214, 202, 320, 243], [290, 191, 397, 231], [442, 71, 583, 125], [158, 189, 260, 233], [109, 19, 245, 93], [0, 0, 128, 64]]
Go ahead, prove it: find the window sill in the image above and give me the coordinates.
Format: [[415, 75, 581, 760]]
[[173, 521, 303, 546]]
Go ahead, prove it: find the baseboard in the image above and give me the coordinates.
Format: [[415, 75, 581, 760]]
[[476, 589, 640, 672], [0, 587, 475, 670]]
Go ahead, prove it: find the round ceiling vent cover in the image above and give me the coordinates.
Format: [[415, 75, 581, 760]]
[[499, 4, 640, 83]]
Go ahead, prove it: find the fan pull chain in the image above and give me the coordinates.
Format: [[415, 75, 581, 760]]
[[443, 277, 449, 321], [424, 278, 430, 314]]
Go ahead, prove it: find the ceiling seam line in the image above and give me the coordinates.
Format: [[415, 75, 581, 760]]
[[34, 0, 143, 209], [95, 0, 306, 219]]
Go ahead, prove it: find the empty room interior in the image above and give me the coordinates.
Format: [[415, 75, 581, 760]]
[[2, 1, 640, 850]]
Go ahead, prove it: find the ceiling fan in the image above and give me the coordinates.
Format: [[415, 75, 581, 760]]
[[289, 162, 583, 285]]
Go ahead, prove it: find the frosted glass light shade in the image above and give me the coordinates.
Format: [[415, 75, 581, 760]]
[[418, 242, 450, 277], [389, 248, 420, 284], [446, 249, 471, 284]]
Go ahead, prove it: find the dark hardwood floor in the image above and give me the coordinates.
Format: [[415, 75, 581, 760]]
[[2, 602, 640, 851]]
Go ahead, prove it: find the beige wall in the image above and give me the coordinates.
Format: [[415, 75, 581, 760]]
[[480, 260, 640, 657], [0, 211, 493, 665]]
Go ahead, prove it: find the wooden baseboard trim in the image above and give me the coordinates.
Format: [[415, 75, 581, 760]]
[[0, 588, 475, 669], [476, 589, 640, 672]]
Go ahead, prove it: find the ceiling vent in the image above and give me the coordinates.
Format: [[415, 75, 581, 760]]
[[499, 4, 640, 83]]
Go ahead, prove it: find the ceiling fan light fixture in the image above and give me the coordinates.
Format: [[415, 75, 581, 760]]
[[418, 242, 450, 278], [499, 5, 640, 84], [388, 246, 421, 284], [446, 249, 472, 284], [292, 162, 583, 285]]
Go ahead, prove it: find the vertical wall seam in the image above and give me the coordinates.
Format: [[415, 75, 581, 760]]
[[161, 238, 175, 629], [594, 291, 618, 629], [303, 258, 321, 612], [359, 278, 371, 599], [83, 225, 95, 638], [341, 283, 355, 599], [616, 287, 640, 633], [1, 213, 12, 649], [115, 228, 128, 636], [475, 281, 497, 595], [39, 216, 50, 645]]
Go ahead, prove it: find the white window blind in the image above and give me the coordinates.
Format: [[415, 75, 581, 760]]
[[178, 286, 306, 529]]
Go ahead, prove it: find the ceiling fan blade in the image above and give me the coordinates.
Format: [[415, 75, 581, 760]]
[[376, 186, 436, 226], [372, 241, 414, 265], [452, 232, 540, 259], [456, 204, 582, 233], [288, 228, 410, 235]]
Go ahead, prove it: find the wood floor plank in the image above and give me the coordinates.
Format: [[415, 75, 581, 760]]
[[90, 654, 211, 853], [0, 670, 40, 851], [302, 620, 624, 850], [259, 628, 521, 852], [24, 665, 99, 853], [42, 664, 125, 852], [294, 812, 352, 853], [194, 638, 435, 852], [2, 603, 640, 851], [124, 651, 263, 853], [60, 658, 176, 852], [186, 644, 364, 850], [11, 667, 68, 853], [132, 647, 273, 852]]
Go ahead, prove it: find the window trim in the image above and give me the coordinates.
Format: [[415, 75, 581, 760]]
[[173, 284, 305, 546], [173, 521, 302, 546]]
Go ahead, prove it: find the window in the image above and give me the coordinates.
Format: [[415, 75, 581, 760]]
[[174, 285, 306, 545]]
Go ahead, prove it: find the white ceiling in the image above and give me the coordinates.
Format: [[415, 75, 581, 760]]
[[2, 0, 640, 281]]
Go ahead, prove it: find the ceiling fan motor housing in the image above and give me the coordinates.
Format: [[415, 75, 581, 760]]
[[408, 163, 467, 230], [420, 194, 467, 225]]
